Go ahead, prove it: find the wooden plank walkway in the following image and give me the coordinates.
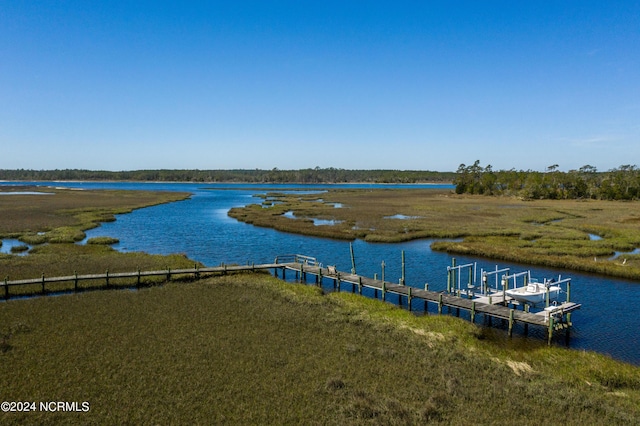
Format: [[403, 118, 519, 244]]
[[1, 263, 283, 298], [280, 263, 581, 342]]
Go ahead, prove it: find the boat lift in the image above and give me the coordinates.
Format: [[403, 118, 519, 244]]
[[480, 265, 511, 295], [447, 261, 476, 296], [501, 271, 573, 308], [447, 262, 513, 299]]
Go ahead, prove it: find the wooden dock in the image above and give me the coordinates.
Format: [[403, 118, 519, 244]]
[[1, 263, 281, 298], [274, 255, 581, 344], [1, 254, 580, 344]]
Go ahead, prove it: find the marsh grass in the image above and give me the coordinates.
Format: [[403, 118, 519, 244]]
[[0, 274, 638, 424], [230, 189, 640, 279], [0, 186, 198, 295], [86, 236, 120, 245], [9, 245, 28, 254], [0, 186, 190, 243], [0, 243, 201, 299]]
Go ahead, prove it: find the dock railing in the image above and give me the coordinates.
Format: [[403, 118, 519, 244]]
[[0, 262, 287, 300], [274, 254, 320, 267]]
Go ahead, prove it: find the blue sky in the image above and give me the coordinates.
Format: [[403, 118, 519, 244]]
[[1, 1, 638, 172]]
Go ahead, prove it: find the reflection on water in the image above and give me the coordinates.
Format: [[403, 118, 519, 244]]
[[385, 214, 421, 220], [0, 239, 31, 256]]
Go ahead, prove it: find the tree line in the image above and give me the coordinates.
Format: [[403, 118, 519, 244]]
[[0, 168, 455, 184], [454, 160, 640, 200]]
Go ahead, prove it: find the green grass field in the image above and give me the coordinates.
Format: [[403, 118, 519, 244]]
[[1, 274, 639, 425]]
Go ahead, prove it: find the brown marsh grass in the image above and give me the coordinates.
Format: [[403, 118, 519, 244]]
[[0, 186, 197, 292], [0, 185, 190, 243], [230, 189, 640, 279], [1, 274, 638, 424]]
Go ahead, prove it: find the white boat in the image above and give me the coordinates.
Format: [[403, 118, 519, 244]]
[[505, 279, 561, 305]]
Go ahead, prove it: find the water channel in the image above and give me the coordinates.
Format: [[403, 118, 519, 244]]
[[2, 181, 639, 366]]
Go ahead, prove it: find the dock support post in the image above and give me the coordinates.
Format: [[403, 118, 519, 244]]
[[137, 267, 141, 288], [545, 284, 550, 308], [424, 284, 429, 311], [74, 271, 78, 292], [167, 267, 171, 282], [438, 293, 443, 314], [566, 279, 572, 325], [358, 276, 362, 295], [318, 269, 323, 287], [41, 272, 46, 295], [381, 261, 385, 285], [408, 287, 413, 312], [471, 301, 476, 323], [401, 250, 405, 285], [382, 281, 386, 302], [524, 304, 530, 335], [350, 242, 356, 274], [450, 258, 456, 293], [508, 309, 514, 337], [4, 277, 8, 300], [548, 317, 555, 345], [105, 269, 109, 288], [195, 263, 200, 280], [502, 277, 507, 304], [299, 263, 304, 283]]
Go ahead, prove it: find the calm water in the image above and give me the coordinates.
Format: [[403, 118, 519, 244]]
[[3, 181, 640, 365]]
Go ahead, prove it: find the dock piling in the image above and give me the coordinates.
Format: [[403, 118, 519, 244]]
[[508, 309, 515, 337], [401, 250, 405, 286]]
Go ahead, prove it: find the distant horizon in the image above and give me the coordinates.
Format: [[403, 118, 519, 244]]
[[1, 163, 637, 174], [2, 2, 638, 172]]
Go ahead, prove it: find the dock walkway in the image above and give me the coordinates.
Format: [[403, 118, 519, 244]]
[[278, 260, 580, 343]]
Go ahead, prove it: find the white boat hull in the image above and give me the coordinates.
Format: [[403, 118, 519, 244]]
[[505, 284, 561, 305]]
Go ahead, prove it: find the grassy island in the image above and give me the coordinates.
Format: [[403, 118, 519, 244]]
[[0, 186, 197, 281], [229, 188, 640, 280]]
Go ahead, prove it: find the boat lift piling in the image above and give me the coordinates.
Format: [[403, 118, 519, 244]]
[[480, 266, 510, 296], [447, 260, 477, 298]]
